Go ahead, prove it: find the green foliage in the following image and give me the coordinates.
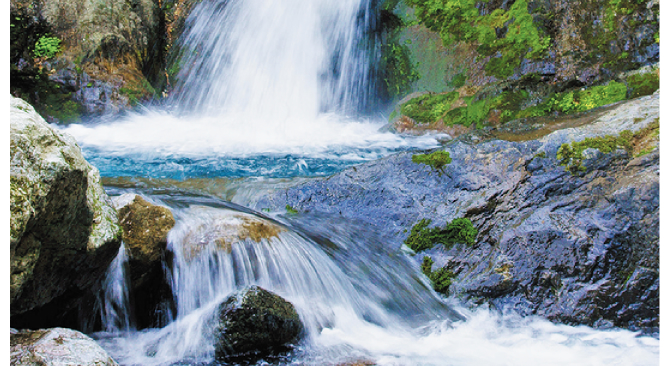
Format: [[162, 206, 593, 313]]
[[421, 256, 455, 295], [556, 133, 632, 173], [405, 217, 477, 252], [627, 72, 659, 99], [285, 205, 298, 214], [382, 42, 421, 98], [549, 82, 627, 114], [404, 0, 549, 79], [400, 92, 460, 124], [412, 150, 452, 173], [448, 72, 467, 88], [33, 36, 61, 59]]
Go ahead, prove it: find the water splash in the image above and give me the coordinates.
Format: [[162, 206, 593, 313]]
[[93, 203, 659, 366], [59, 0, 416, 180]]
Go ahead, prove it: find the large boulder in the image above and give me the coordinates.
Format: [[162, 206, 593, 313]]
[[255, 92, 659, 332], [112, 193, 176, 329], [11, 327, 118, 365], [215, 286, 303, 361], [10, 95, 122, 327]]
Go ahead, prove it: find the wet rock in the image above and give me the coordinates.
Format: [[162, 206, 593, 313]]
[[113, 193, 176, 329], [177, 206, 286, 261], [256, 94, 659, 332], [10, 327, 118, 366], [10, 95, 122, 327], [215, 286, 303, 361]]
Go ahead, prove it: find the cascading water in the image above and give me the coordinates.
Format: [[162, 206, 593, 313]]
[[93, 197, 659, 365], [53, 0, 659, 363], [60, 0, 439, 180]]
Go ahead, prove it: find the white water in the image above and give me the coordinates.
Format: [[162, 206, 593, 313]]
[[93, 204, 659, 366], [61, 0, 438, 163]]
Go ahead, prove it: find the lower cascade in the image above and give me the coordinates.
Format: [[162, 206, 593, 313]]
[[91, 199, 659, 366]]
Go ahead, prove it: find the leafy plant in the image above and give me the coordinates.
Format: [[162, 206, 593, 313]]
[[33, 36, 61, 59]]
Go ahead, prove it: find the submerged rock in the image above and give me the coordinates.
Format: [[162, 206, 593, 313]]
[[113, 193, 176, 329], [256, 93, 659, 332], [10, 327, 118, 366], [215, 286, 303, 361], [10, 95, 122, 327]]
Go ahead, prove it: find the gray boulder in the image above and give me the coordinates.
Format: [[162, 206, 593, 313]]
[[10, 95, 122, 325], [10, 327, 118, 366], [255, 93, 659, 332], [215, 286, 303, 361]]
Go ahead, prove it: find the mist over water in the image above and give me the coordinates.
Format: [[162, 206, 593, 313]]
[[61, 0, 434, 179]]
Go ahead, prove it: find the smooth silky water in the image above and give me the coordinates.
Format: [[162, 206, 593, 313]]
[[58, 0, 659, 364]]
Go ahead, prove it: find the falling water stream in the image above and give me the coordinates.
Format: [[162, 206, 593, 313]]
[[57, 0, 659, 364]]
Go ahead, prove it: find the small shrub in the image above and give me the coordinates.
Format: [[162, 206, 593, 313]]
[[405, 217, 477, 252], [412, 150, 452, 173], [33, 36, 61, 59]]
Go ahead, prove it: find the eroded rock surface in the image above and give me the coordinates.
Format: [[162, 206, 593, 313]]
[[256, 93, 659, 332], [11, 327, 119, 366], [10, 95, 122, 326]]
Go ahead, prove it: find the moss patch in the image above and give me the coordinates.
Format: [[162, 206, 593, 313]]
[[400, 92, 460, 124], [627, 72, 660, 99], [405, 217, 477, 253], [405, 0, 550, 79], [421, 256, 455, 295], [285, 205, 298, 215], [412, 150, 452, 173]]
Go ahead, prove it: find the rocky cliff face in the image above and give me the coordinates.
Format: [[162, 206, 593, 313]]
[[10, 95, 122, 328], [255, 92, 659, 333], [382, 0, 659, 135], [9, 0, 199, 123]]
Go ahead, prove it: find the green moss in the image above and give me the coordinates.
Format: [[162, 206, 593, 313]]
[[448, 72, 467, 88], [627, 72, 659, 99], [382, 42, 421, 98], [421, 256, 455, 295], [400, 92, 460, 124], [33, 36, 60, 59], [556, 132, 632, 173], [119, 78, 156, 106], [285, 205, 298, 214], [412, 150, 452, 173], [405, 217, 477, 252], [42, 94, 82, 123], [405, 0, 549, 79]]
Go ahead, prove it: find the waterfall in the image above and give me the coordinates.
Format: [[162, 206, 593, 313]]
[[99, 242, 133, 332], [172, 0, 375, 117]]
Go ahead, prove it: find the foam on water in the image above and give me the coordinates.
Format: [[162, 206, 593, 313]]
[[92, 203, 659, 366]]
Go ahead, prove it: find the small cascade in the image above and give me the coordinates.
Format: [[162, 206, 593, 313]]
[[99, 242, 133, 332], [93, 201, 659, 366]]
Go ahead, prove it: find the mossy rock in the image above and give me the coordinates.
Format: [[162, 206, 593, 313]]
[[215, 286, 303, 361]]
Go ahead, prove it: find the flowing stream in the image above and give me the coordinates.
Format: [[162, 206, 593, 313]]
[[56, 0, 660, 364]]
